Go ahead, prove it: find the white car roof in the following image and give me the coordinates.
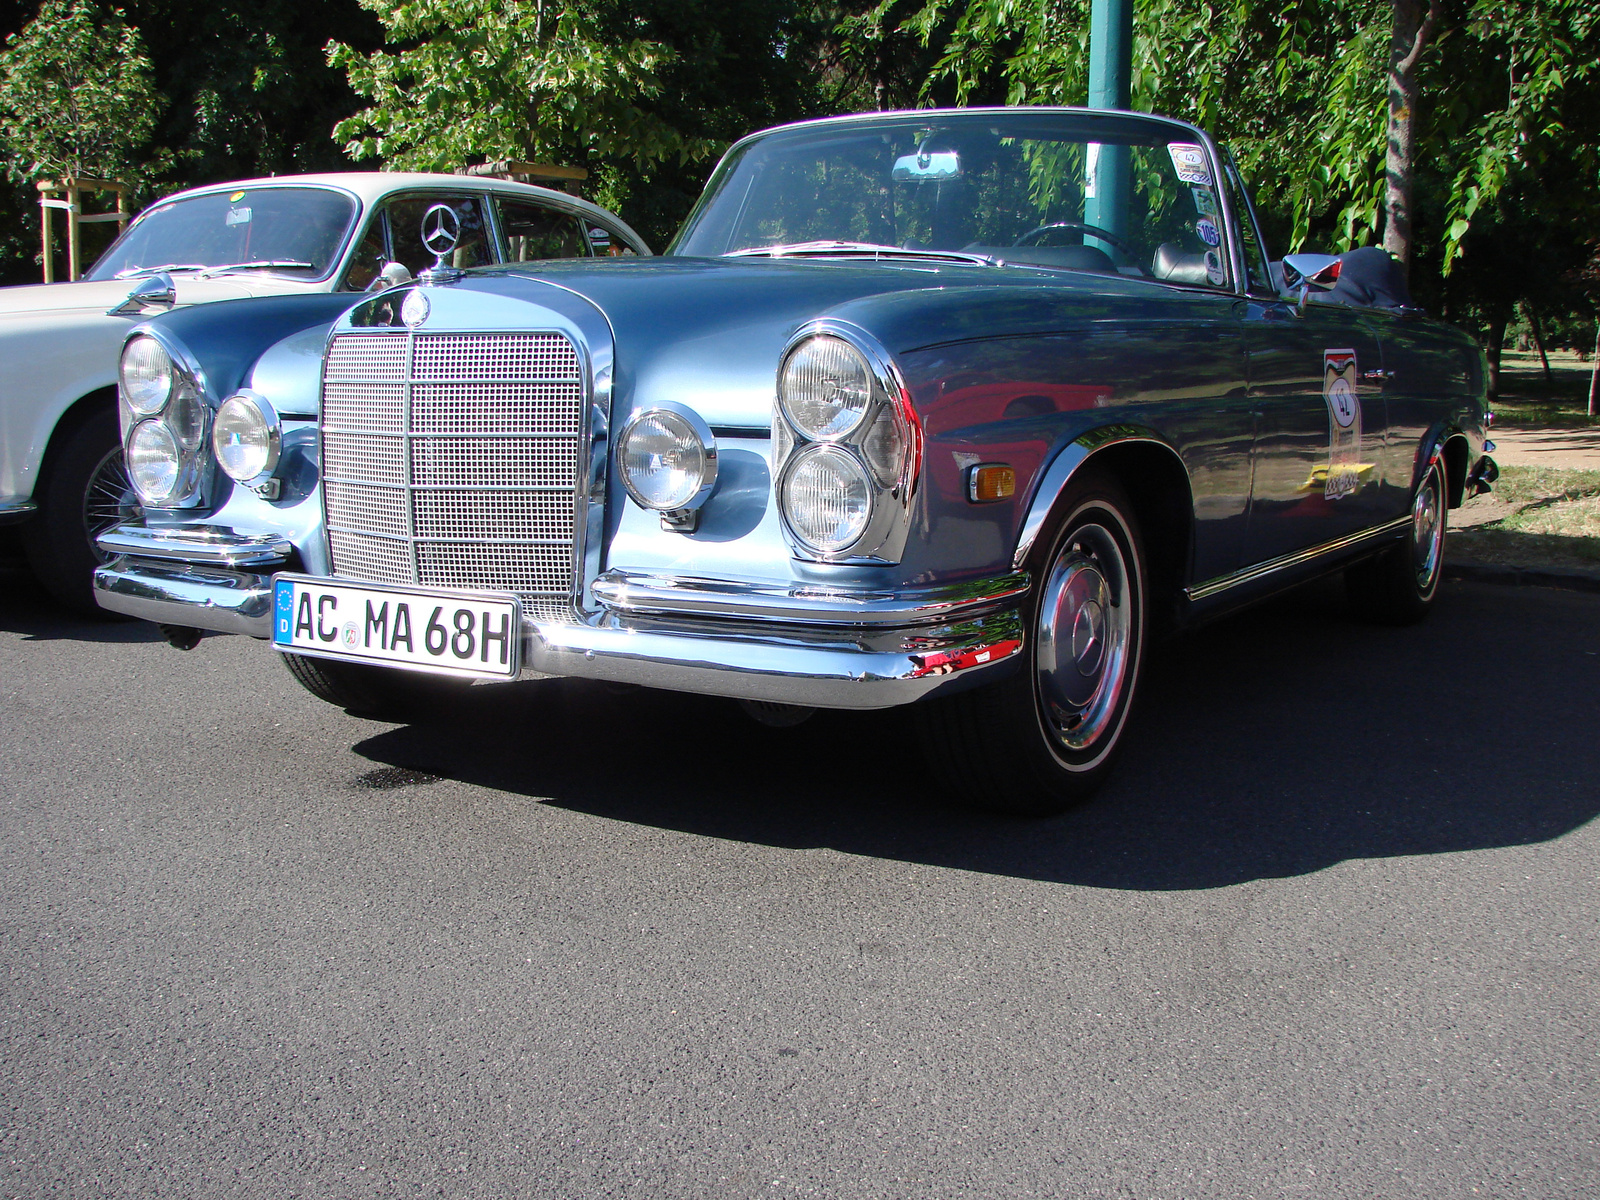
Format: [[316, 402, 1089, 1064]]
[[139, 172, 650, 253]]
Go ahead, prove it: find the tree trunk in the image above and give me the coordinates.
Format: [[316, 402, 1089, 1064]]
[[1589, 319, 1598, 419], [1384, 0, 1441, 278], [1486, 313, 1507, 400], [1526, 305, 1553, 384]]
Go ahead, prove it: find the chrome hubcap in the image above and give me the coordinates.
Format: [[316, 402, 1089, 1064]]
[[1411, 469, 1443, 589], [1036, 522, 1131, 754]]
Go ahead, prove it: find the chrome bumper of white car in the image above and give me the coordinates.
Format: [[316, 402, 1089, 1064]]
[[93, 534, 1026, 709], [0, 497, 38, 526]]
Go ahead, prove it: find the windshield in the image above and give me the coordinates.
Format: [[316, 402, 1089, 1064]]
[[87, 186, 358, 281], [671, 111, 1232, 287]]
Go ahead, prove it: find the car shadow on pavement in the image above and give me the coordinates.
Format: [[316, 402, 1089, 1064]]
[[351, 576, 1600, 891], [0, 567, 165, 643]]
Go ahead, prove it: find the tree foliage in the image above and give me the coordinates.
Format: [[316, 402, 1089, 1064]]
[[330, 0, 715, 180], [0, 0, 162, 183]]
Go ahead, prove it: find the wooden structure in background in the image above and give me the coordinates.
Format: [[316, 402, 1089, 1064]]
[[37, 177, 129, 282], [462, 161, 587, 192]]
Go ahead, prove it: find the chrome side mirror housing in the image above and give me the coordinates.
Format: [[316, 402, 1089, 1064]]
[[1279, 252, 1342, 311], [107, 271, 177, 317]]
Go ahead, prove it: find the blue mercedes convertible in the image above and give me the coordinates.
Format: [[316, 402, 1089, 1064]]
[[92, 107, 1496, 815]]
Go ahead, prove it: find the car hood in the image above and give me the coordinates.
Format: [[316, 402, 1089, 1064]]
[[444, 255, 1205, 429], [0, 274, 324, 318]]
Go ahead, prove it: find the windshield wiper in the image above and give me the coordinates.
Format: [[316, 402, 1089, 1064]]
[[113, 263, 209, 279], [725, 241, 1004, 268], [197, 260, 316, 277]]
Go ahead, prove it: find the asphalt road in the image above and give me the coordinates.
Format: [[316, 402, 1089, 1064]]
[[2, 567, 1597, 1199]]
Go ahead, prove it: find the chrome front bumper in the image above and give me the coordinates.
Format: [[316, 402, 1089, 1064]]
[[93, 539, 1027, 709]]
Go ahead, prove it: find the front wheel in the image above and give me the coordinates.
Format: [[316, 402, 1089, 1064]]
[[914, 473, 1148, 817], [280, 652, 473, 721], [1346, 457, 1446, 626], [21, 406, 140, 616]]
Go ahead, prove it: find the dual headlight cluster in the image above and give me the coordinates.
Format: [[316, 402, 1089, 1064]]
[[118, 335, 280, 506], [771, 331, 918, 560]]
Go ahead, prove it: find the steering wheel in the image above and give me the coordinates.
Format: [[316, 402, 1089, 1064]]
[[1013, 221, 1139, 262]]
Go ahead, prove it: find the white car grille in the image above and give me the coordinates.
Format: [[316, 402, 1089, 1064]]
[[320, 330, 585, 622]]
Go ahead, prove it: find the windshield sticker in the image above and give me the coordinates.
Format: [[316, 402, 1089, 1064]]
[[1167, 143, 1212, 186], [1318, 349, 1372, 499], [229, 191, 246, 202], [1191, 187, 1218, 217], [1195, 217, 1221, 246], [225, 206, 252, 227], [1204, 251, 1226, 286]]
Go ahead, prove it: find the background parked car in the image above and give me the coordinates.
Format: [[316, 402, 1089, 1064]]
[[0, 171, 649, 613]]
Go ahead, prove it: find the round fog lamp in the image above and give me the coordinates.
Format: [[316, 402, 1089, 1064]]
[[780, 335, 872, 440], [127, 419, 183, 504], [783, 444, 872, 553], [120, 335, 176, 415], [620, 408, 713, 511], [213, 392, 280, 482]]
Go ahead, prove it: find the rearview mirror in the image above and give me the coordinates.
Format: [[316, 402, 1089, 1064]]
[[1279, 252, 1342, 311], [892, 150, 961, 183]]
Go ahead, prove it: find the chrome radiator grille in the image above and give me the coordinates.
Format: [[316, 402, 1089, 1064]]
[[321, 330, 585, 622]]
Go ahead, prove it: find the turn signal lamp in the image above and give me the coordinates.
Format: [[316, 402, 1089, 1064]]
[[968, 464, 1016, 503]]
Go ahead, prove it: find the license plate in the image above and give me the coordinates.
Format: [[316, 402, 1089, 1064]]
[[271, 574, 520, 680]]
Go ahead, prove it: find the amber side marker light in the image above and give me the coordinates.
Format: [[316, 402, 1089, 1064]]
[[968, 463, 1016, 503]]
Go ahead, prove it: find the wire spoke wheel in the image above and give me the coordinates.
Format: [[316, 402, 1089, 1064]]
[[81, 445, 141, 562]]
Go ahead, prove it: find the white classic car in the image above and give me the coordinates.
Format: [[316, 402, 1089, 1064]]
[[0, 171, 649, 612]]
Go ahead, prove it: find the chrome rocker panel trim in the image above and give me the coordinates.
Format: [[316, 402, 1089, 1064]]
[[591, 568, 1029, 626], [90, 557, 1024, 708], [0, 498, 38, 526], [1184, 515, 1411, 602], [94, 558, 274, 636], [97, 524, 294, 567]]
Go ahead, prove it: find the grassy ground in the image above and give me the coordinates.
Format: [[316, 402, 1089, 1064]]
[[1451, 463, 1600, 571], [1492, 348, 1600, 426]]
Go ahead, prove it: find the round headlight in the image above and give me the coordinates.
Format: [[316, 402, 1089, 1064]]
[[783, 444, 872, 553], [620, 408, 714, 511], [213, 392, 280, 482], [120, 336, 175, 415], [127, 419, 182, 504], [780, 335, 872, 440]]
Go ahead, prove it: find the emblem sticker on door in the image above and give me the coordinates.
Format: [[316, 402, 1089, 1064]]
[[1322, 349, 1367, 499]]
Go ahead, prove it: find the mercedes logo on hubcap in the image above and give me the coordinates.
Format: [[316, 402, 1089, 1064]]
[[420, 203, 461, 259]]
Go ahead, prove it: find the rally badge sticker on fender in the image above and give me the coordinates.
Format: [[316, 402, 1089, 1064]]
[[1322, 349, 1366, 499]]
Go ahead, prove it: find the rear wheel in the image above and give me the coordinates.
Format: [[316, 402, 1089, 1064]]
[[21, 406, 140, 616], [281, 652, 472, 721], [1346, 457, 1446, 626], [914, 473, 1148, 817]]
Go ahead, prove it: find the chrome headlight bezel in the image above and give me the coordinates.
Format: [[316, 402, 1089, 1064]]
[[617, 401, 718, 518], [212, 389, 282, 487], [773, 323, 922, 563], [117, 327, 212, 509]]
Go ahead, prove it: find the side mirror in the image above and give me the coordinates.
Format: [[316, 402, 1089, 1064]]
[[1279, 252, 1342, 311], [107, 272, 177, 316]]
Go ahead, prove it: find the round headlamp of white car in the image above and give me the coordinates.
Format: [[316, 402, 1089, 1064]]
[[782, 443, 873, 553], [619, 405, 717, 512], [779, 335, 873, 440], [213, 391, 281, 483], [119, 335, 176, 416], [126, 418, 183, 504]]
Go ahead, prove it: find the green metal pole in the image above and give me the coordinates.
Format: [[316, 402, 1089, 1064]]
[[1084, 0, 1134, 248]]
